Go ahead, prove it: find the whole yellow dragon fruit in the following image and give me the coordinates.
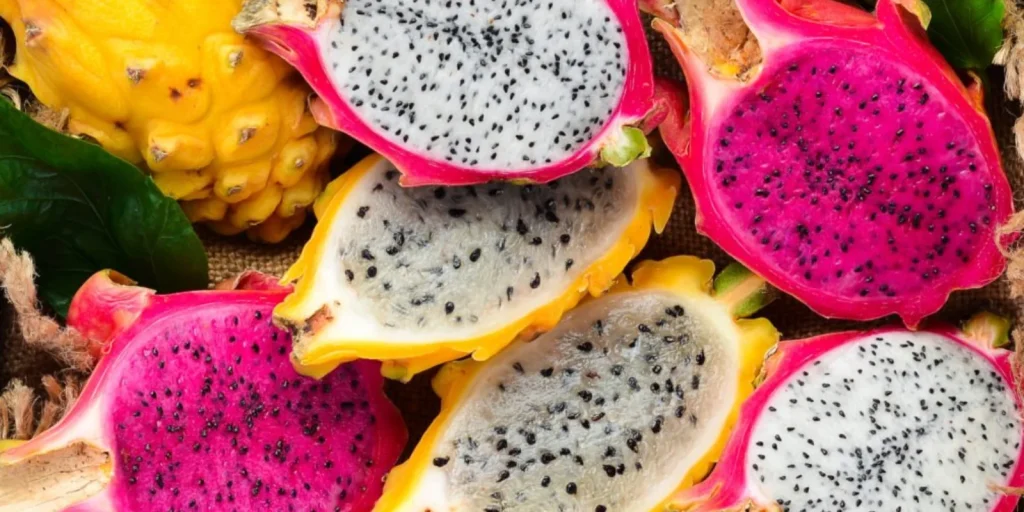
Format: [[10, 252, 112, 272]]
[[0, 0, 343, 243]]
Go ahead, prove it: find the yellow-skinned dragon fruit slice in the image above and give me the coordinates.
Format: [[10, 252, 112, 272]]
[[648, 0, 1015, 326], [373, 256, 779, 511], [233, 0, 658, 185], [673, 313, 1024, 512], [274, 154, 679, 380], [0, 271, 406, 511]]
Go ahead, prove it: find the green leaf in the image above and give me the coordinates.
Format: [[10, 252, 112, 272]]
[[855, 0, 1004, 71], [921, 0, 1004, 70], [0, 101, 208, 317]]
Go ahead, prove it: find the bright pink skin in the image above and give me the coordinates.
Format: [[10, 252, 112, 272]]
[[241, 0, 655, 186], [2, 272, 407, 511], [674, 323, 1024, 512], [654, 0, 1014, 326], [65, 271, 153, 359]]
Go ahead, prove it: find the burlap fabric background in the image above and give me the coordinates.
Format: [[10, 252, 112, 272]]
[[3, 24, 1024, 459]]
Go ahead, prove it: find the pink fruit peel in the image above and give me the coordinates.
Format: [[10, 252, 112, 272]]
[[651, 0, 1015, 326], [234, 0, 656, 185], [674, 316, 1024, 512], [0, 271, 406, 511]]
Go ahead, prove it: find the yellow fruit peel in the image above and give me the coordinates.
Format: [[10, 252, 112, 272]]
[[0, 0, 341, 241]]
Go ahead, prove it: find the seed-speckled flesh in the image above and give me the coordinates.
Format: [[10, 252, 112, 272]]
[[325, 0, 628, 169], [425, 291, 737, 511], [710, 45, 996, 303], [104, 305, 395, 510], [748, 331, 1021, 511], [327, 160, 634, 335]]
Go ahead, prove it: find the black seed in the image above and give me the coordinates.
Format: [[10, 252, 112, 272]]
[[626, 438, 638, 452]]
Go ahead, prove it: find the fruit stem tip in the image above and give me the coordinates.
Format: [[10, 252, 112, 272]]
[[233, 0, 329, 32], [713, 262, 776, 318], [599, 126, 652, 167], [963, 312, 1012, 349]]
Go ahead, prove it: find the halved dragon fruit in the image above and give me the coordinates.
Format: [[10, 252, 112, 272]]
[[232, 0, 657, 185], [0, 271, 406, 511], [673, 313, 1024, 512], [275, 154, 678, 380], [372, 257, 780, 511], [649, 0, 1015, 325]]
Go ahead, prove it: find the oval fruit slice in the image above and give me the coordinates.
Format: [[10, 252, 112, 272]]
[[673, 313, 1024, 512], [374, 257, 779, 511], [276, 154, 679, 379]]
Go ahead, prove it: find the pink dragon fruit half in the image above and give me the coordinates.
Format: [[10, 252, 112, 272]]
[[232, 0, 656, 185], [0, 271, 407, 511], [649, 0, 1015, 326], [673, 313, 1024, 512]]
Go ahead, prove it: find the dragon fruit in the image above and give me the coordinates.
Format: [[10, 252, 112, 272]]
[[372, 256, 780, 511], [0, 271, 407, 511], [673, 312, 1024, 512], [232, 0, 657, 185], [275, 154, 679, 380], [0, 0, 342, 243], [648, 0, 1015, 325]]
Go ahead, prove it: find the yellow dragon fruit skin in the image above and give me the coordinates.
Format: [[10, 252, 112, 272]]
[[0, 0, 339, 243]]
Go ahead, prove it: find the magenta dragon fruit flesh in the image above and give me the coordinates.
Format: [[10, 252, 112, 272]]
[[650, 0, 1015, 326], [232, 0, 657, 185], [673, 313, 1024, 512], [0, 271, 407, 511]]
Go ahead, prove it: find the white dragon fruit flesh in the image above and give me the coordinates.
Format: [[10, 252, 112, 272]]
[[674, 313, 1024, 512], [371, 257, 780, 511], [233, 0, 658, 185], [274, 154, 678, 379]]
